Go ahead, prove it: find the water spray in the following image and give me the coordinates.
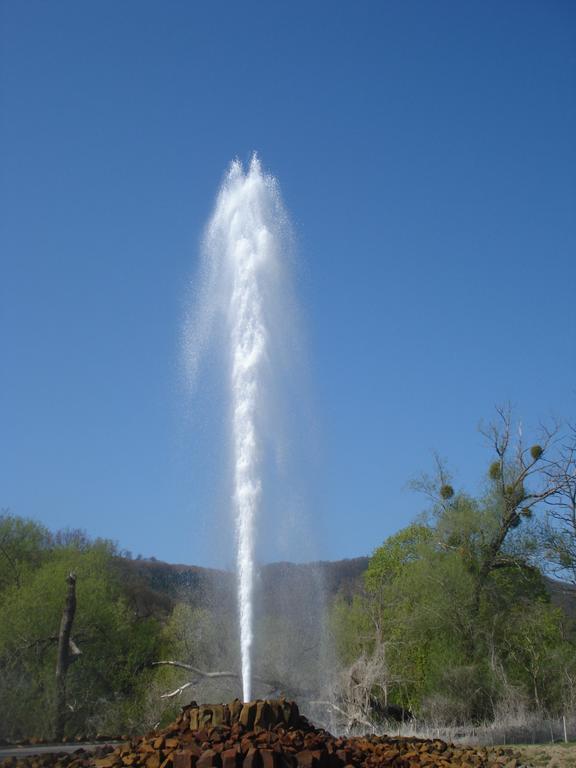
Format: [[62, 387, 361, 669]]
[[186, 155, 289, 700]]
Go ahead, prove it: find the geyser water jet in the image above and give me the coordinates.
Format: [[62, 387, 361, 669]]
[[184, 155, 294, 701]]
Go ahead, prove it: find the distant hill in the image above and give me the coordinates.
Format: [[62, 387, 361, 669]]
[[545, 576, 576, 619], [115, 554, 575, 622], [115, 555, 369, 620]]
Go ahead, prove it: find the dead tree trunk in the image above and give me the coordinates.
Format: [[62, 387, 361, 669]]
[[55, 572, 77, 741]]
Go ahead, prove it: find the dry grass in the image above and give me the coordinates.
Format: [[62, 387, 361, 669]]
[[498, 743, 576, 768]]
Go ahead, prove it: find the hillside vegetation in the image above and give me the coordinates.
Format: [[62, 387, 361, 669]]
[[1, 409, 575, 741]]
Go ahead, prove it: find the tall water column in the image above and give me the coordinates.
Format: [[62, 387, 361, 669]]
[[185, 156, 293, 701]]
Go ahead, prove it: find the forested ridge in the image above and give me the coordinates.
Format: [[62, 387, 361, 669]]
[[1, 409, 575, 739]]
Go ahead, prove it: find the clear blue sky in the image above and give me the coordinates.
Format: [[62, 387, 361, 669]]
[[1, 1, 575, 567]]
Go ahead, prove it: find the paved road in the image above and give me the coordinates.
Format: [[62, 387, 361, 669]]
[[0, 743, 119, 758]]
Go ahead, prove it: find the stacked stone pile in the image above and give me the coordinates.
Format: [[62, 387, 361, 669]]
[[0, 700, 523, 768]]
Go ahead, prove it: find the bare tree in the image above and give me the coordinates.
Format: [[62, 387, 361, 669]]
[[415, 407, 571, 617], [470, 406, 566, 612], [55, 573, 81, 740], [540, 423, 576, 583]]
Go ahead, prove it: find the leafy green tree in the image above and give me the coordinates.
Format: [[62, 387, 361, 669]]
[[330, 593, 373, 666], [0, 512, 52, 590], [0, 519, 162, 739], [499, 599, 568, 713], [330, 409, 576, 725]]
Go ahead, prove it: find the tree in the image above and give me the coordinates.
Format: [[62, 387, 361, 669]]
[[414, 407, 569, 618], [0, 522, 162, 740], [54, 573, 79, 740], [472, 406, 565, 614], [500, 599, 568, 713], [329, 408, 576, 726], [0, 512, 51, 590], [540, 423, 576, 583]]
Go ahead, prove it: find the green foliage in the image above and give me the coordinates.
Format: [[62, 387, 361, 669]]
[[365, 523, 433, 593], [2, 400, 574, 737], [505, 483, 525, 504], [434, 492, 487, 564], [339, 520, 483, 715], [440, 484, 454, 500], [330, 594, 373, 664], [489, 461, 501, 480], [0, 513, 52, 590], [499, 600, 568, 713], [331, 486, 574, 725], [0, 516, 162, 740], [530, 444, 544, 461]]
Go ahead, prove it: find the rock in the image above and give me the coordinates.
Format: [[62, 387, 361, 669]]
[[239, 704, 256, 731], [295, 752, 316, 768], [221, 749, 241, 768], [243, 750, 262, 768], [229, 701, 243, 723], [173, 752, 199, 768], [254, 702, 273, 733], [146, 754, 162, 768], [197, 751, 222, 768], [259, 751, 278, 768], [0, 699, 505, 768], [167, 740, 181, 750], [93, 760, 118, 768]]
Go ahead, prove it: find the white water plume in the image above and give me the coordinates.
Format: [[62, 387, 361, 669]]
[[184, 155, 296, 701]]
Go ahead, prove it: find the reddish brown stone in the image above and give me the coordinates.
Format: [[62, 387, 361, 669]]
[[327, 754, 343, 768], [173, 752, 199, 768], [312, 753, 329, 768], [295, 752, 315, 768], [277, 755, 296, 768], [229, 700, 243, 724], [334, 754, 351, 768], [0, 699, 510, 768], [166, 741, 180, 751], [259, 750, 278, 768], [197, 752, 222, 768], [243, 749, 262, 768], [239, 704, 256, 731], [221, 749, 241, 768], [146, 754, 162, 768], [254, 703, 274, 733]]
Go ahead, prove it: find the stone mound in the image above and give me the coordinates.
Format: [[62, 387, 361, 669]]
[[0, 700, 524, 768]]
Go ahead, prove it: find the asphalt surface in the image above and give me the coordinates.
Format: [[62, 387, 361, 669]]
[[0, 743, 118, 758]]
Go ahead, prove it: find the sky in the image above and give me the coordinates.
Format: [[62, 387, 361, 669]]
[[1, 1, 575, 568]]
